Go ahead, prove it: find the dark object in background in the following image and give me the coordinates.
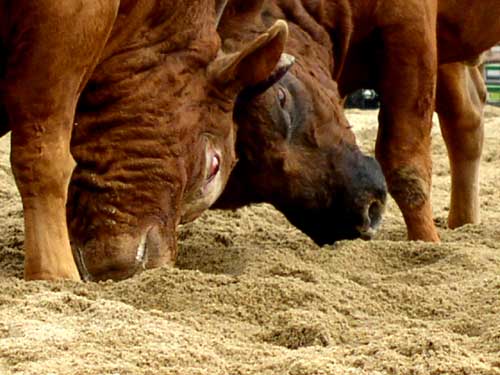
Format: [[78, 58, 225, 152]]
[[345, 89, 380, 109]]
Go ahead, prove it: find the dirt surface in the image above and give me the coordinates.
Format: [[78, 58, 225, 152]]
[[1, 107, 499, 375]]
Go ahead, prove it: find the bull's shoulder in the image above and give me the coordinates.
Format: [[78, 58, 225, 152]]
[[1, 0, 120, 53]]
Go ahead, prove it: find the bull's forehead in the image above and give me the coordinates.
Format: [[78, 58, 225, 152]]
[[72, 58, 238, 206], [248, 69, 352, 148], [289, 63, 344, 113], [77, 53, 234, 134]]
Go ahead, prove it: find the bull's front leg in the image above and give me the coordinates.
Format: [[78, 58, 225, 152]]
[[3, 1, 119, 280], [374, 3, 439, 241], [436, 62, 486, 228], [9, 113, 79, 280]]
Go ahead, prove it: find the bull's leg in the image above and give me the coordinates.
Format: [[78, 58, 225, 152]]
[[374, 3, 439, 241], [9, 111, 80, 280], [436, 62, 486, 228], [3, 1, 119, 280]]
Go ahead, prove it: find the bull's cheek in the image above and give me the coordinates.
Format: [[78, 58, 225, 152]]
[[180, 172, 226, 224]]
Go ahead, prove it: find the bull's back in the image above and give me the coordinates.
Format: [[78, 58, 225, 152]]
[[438, 0, 500, 63]]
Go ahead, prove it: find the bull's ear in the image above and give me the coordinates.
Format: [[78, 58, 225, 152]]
[[209, 20, 291, 90], [239, 52, 295, 99]]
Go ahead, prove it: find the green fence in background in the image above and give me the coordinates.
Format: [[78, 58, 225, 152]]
[[485, 63, 500, 105]]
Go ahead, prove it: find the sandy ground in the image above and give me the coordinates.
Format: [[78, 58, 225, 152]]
[[0, 106, 499, 375]]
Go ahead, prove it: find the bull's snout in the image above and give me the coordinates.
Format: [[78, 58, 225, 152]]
[[277, 151, 387, 246], [356, 198, 385, 239], [72, 224, 176, 281], [349, 155, 387, 240]]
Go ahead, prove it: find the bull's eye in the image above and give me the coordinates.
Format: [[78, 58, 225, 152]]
[[207, 153, 220, 182], [277, 87, 287, 108]]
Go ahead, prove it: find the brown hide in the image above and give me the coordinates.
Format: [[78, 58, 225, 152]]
[[215, 0, 387, 244], [218, 0, 500, 242], [0, 0, 291, 280]]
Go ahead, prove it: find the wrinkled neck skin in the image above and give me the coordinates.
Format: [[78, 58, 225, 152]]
[[68, 0, 235, 265]]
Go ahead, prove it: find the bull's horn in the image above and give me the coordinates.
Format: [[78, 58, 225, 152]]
[[215, 0, 229, 27]]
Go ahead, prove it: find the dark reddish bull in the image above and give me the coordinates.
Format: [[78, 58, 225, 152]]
[[214, 0, 387, 244], [216, 0, 500, 243], [0, 0, 293, 280]]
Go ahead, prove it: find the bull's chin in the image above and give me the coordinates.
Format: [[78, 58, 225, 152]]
[[71, 226, 176, 281], [74, 251, 143, 281], [305, 227, 363, 247], [280, 207, 382, 246], [73, 240, 147, 282]]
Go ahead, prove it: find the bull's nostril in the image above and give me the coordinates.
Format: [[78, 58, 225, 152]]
[[368, 200, 384, 230], [356, 200, 385, 240]]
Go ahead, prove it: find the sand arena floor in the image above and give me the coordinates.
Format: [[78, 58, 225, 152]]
[[0, 107, 499, 375]]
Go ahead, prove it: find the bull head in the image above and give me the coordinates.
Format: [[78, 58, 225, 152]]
[[68, 5, 295, 281]]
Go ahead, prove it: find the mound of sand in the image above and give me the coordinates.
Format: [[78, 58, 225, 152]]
[[0, 107, 499, 375]]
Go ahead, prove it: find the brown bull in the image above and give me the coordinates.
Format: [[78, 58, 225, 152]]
[[215, 0, 388, 244], [0, 0, 293, 280], [216, 0, 500, 242]]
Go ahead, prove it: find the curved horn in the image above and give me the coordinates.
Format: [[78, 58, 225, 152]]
[[215, 0, 229, 27]]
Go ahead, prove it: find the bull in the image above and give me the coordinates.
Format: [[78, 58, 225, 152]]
[[0, 0, 293, 280]]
